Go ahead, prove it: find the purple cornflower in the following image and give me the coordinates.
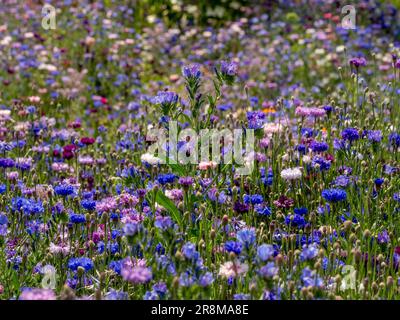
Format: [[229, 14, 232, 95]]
[[349, 57, 367, 68], [122, 265, 152, 284], [182, 64, 201, 80], [259, 262, 279, 278], [334, 175, 351, 188], [377, 230, 390, 244], [234, 201, 249, 213], [178, 176, 194, 186], [154, 91, 179, 106], [220, 60, 238, 77]]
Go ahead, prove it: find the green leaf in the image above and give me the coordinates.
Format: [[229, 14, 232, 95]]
[[156, 190, 182, 226], [158, 155, 187, 176]]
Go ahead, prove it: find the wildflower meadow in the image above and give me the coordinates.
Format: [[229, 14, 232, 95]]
[[0, 0, 399, 302]]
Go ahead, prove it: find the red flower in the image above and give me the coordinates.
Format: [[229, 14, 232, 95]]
[[80, 137, 95, 145], [62, 144, 78, 159], [273, 195, 294, 209]]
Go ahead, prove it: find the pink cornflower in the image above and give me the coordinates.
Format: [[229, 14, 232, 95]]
[[19, 288, 56, 300], [198, 161, 217, 170], [96, 197, 117, 213], [218, 260, 249, 279], [121, 259, 152, 284]]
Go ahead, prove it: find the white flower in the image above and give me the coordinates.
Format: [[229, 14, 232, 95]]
[[302, 155, 312, 164], [280, 167, 302, 181], [140, 153, 161, 166]]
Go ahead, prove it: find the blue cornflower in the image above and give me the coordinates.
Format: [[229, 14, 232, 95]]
[[334, 175, 351, 188], [301, 267, 323, 288], [0, 184, 6, 194], [285, 214, 307, 228], [323, 105, 333, 113], [11, 197, 44, 215], [236, 228, 256, 248], [365, 130, 383, 143], [233, 293, 251, 300], [153, 282, 168, 297], [109, 260, 123, 275], [296, 144, 307, 154], [0, 158, 15, 168], [341, 128, 360, 142], [69, 213, 86, 224], [0, 142, 13, 153], [154, 91, 178, 106], [123, 221, 142, 236], [179, 272, 196, 287], [27, 105, 36, 114], [68, 257, 94, 272], [243, 194, 263, 205], [81, 199, 96, 211], [294, 207, 308, 216], [155, 215, 174, 231], [143, 291, 159, 300], [311, 155, 331, 171], [97, 242, 119, 255], [199, 272, 214, 287], [389, 132, 400, 148], [310, 141, 328, 152], [54, 184, 75, 196], [377, 230, 390, 244], [300, 244, 319, 261], [247, 111, 266, 130], [301, 128, 315, 138], [105, 290, 128, 300], [224, 241, 243, 255], [374, 178, 384, 186], [259, 262, 279, 278], [257, 244, 274, 261], [0, 213, 8, 225], [182, 242, 199, 261], [255, 204, 272, 216], [261, 167, 273, 186], [322, 188, 347, 202], [157, 173, 177, 185]]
